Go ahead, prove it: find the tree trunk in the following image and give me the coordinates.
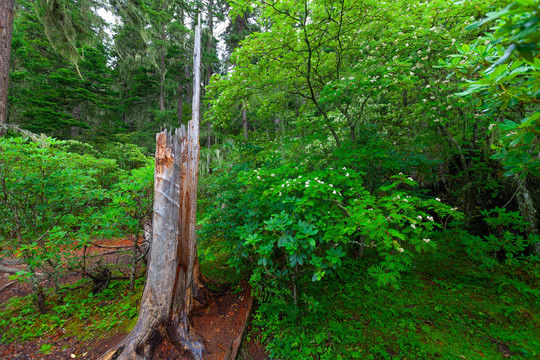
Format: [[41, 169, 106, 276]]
[[513, 176, 539, 254], [242, 104, 248, 140], [205, 0, 214, 148], [160, 44, 166, 112], [177, 80, 184, 123], [159, 3, 166, 113], [0, 0, 15, 132], [99, 18, 203, 360]]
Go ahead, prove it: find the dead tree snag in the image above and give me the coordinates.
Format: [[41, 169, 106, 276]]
[[99, 17, 203, 360]]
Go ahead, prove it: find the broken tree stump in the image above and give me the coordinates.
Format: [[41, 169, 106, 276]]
[[99, 17, 204, 360]]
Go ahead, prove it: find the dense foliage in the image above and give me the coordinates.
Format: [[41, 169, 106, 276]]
[[0, 0, 538, 358]]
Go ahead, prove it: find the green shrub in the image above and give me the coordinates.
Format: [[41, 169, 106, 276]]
[[0, 136, 126, 309], [200, 151, 460, 303], [462, 207, 539, 269]]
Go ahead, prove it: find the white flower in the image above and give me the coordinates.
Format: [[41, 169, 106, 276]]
[[426, 84, 431, 88], [349, 77, 354, 80], [330, 184, 333, 187], [488, 124, 497, 131], [417, 215, 422, 220], [298, 176, 302, 179], [423, 238, 431, 243], [427, 216, 434, 221], [435, 197, 441, 202], [397, 195, 400, 199], [408, 177, 413, 181], [343, 167, 347, 170], [257, 176, 261, 180], [333, 190, 337, 194], [403, 199, 408, 202], [279, 192, 282, 196], [306, 184, 310, 188], [271, 173, 275, 177], [399, 248, 404, 253], [411, 224, 416, 229], [346, 173, 350, 177]]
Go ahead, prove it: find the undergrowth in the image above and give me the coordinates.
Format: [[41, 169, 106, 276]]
[[242, 230, 540, 360], [0, 278, 143, 344]]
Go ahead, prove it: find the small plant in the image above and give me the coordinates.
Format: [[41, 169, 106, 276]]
[[462, 207, 539, 269], [40, 343, 53, 354]]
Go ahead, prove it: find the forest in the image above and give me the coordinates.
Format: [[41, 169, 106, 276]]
[[0, 0, 539, 359]]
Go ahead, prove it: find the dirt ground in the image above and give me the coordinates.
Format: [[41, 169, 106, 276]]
[[0, 239, 269, 360]]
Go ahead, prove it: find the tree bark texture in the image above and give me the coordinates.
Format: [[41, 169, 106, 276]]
[[0, 0, 15, 129], [242, 104, 248, 140], [99, 18, 203, 360]]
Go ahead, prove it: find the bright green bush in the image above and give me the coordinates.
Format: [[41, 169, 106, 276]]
[[200, 145, 460, 304], [0, 137, 118, 298], [0, 136, 153, 310], [98, 142, 152, 171]]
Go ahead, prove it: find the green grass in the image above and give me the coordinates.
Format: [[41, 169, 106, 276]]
[[248, 231, 540, 359], [0, 277, 143, 344]]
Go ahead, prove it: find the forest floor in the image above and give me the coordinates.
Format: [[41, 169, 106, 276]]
[[1, 231, 539, 359], [0, 238, 269, 360]]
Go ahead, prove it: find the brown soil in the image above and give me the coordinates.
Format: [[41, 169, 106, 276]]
[[0, 239, 269, 360]]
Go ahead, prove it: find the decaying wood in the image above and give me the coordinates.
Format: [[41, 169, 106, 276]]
[[222, 294, 254, 360], [99, 128, 187, 360], [0, 281, 15, 293], [99, 17, 204, 360], [0, 264, 45, 277]]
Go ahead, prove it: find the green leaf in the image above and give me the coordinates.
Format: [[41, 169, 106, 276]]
[[522, 131, 535, 145]]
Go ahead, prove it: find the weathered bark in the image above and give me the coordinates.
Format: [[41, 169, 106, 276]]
[[0, 0, 16, 131], [99, 19, 203, 360]]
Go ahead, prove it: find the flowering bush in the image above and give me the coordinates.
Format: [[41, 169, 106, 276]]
[[200, 158, 460, 298]]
